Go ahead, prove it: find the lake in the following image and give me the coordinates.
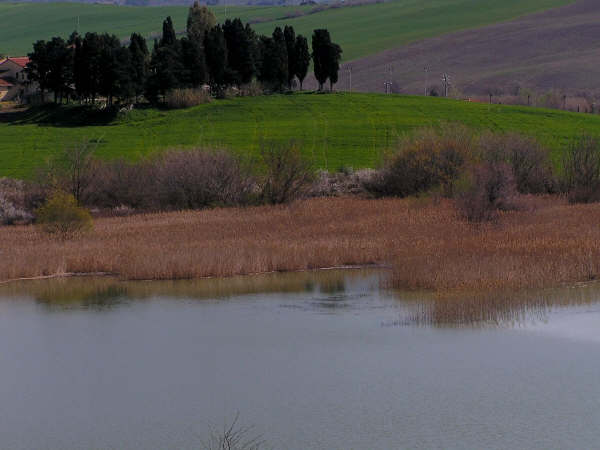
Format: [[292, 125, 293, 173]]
[[0, 270, 599, 449]]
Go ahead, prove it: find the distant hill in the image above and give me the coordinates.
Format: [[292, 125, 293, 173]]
[[0, 0, 572, 61], [323, 0, 600, 98]]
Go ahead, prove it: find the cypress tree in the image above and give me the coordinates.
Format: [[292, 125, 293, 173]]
[[98, 34, 131, 106], [223, 18, 255, 86], [294, 35, 309, 90], [204, 25, 228, 94], [181, 36, 207, 88], [46, 37, 73, 103], [160, 16, 177, 48], [327, 42, 342, 91], [271, 27, 288, 91], [186, 1, 216, 44], [311, 29, 331, 91], [129, 33, 149, 102], [283, 25, 296, 90], [26, 40, 52, 103]]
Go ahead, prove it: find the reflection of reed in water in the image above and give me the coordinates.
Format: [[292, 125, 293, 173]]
[[0, 269, 377, 310], [391, 283, 600, 327]]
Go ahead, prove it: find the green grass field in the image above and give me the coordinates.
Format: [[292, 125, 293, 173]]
[[0, 0, 573, 61], [1, 92, 599, 178]]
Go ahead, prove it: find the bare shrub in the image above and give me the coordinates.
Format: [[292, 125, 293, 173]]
[[165, 88, 211, 109], [239, 80, 264, 97], [155, 149, 255, 209], [310, 168, 375, 197], [41, 140, 98, 205], [258, 143, 314, 204], [480, 132, 555, 194], [36, 191, 93, 238], [364, 125, 477, 198], [455, 162, 518, 222], [204, 414, 264, 450], [86, 159, 158, 210], [563, 135, 600, 203], [0, 178, 34, 225]]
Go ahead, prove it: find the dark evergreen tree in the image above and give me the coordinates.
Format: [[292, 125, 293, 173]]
[[146, 16, 184, 102], [294, 35, 309, 90], [311, 29, 331, 91], [160, 16, 177, 48], [180, 36, 206, 87], [258, 29, 287, 92], [204, 25, 228, 94], [46, 37, 73, 103], [78, 32, 104, 103], [186, 1, 216, 44], [129, 33, 149, 102], [283, 25, 296, 89], [98, 34, 132, 106], [26, 40, 52, 102], [326, 42, 342, 91], [146, 42, 183, 103], [223, 18, 255, 86]]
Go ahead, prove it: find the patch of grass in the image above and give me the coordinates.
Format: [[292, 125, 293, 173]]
[[2, 93, 600, 178], [0, 0, 573, 60]]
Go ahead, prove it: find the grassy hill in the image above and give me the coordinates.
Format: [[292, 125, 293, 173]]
[[0, 0, 573, 61], [337, 0, 600, 97], [1, 92, 599, 178]]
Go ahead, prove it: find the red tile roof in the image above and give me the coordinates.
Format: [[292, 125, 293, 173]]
[[4, 57, 30, 68], [0, 78, 14, 88]]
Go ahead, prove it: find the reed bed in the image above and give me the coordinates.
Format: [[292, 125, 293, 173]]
[[2, 196, 600, 296]]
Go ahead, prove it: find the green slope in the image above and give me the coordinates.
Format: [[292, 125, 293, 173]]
[[253, 0, 574, 61], [1, 92, 598, 178], [0, 2, 304, 56], [0, 0, 573, 60]]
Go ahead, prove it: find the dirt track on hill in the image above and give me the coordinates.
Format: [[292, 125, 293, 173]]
[[306, 0, 600, 96]]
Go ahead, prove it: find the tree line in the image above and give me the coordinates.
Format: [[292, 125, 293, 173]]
[[25, 2, 343, 106]]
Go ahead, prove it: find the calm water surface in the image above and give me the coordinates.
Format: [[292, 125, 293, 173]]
[[0, 270, 599, 450]]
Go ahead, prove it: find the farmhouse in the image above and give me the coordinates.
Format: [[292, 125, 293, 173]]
[[0, 56, 34, 102]]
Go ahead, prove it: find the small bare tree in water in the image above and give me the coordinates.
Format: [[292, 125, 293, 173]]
[[204, 413, 265, 450]]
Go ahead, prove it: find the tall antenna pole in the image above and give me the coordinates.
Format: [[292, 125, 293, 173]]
[[347, 65, 352, 92]]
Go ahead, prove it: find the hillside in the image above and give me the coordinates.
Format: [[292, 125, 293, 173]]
[[1, 92, 599, 178], [0, 0, 573, 61], [331, 0, 600, 97]]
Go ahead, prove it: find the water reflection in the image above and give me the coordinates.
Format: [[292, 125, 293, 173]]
[[392, 284, 600, 327], [1, 270, 600, 327]]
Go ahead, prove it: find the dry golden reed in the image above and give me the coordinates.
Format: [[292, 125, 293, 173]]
[[2, 196, 600, 294]]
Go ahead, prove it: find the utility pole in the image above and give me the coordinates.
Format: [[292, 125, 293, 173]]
[[384, 65, 393, 94], [346, 65, 352, 92], [424, 66, 429, 96], [442, 73, 450, 97]]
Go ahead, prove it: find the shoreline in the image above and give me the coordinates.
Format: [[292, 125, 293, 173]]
[[0, 263, 390, 286]]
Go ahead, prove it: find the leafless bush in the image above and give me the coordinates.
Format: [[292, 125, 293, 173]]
[[155, 149, 255, 209], [563, 135, 600, 203], [85, 159, 158, 210], [40, 140, 98, 205], [480, 132, 555, 194], [310, 168, 375, 197], [239, 81, 264, 97], [204, 414, 264, 450], [165, 88, 211, 109], [258, 143, 314, 204], [363, 125, 477, 198], [0, 178, 34, 225], [455, 162, 518, 222]]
